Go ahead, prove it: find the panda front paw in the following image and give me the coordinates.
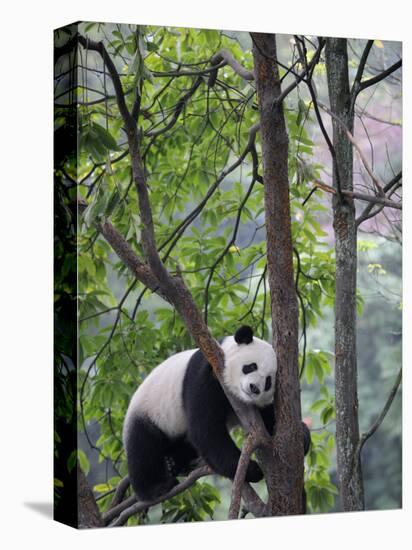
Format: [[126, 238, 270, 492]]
[[245, 460, 264, 483], [165, 455, 177, 476]]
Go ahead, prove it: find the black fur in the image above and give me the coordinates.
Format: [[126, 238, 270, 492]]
[[182, 349, 263, 483], [302, 421, 311, 455], [234, 325, 254, 345], [260, 403, 276, 435], [124, 416, 197, 500], [302, 421, 311, 513]]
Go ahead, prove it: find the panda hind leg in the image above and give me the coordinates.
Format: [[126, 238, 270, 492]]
[[124, 416, 178, 501], [168, 438, 200, 476]]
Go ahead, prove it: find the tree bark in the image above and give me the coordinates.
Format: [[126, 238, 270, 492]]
[[78, 465, 103, 528], [325, 38, 364, 511], [252, 32, 304, 515]]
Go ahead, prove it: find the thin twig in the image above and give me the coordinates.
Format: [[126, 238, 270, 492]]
[[350, 40, 374, 112], [305, 178, 401, 210], [294, 36, 343, 201], [317, 101, 386, 196], [353, 368, 402, 473], [272, 37, 325, 111], [356, 171, 402, 226], [204, 177, 257, 323], [108, 476, 130, 509]]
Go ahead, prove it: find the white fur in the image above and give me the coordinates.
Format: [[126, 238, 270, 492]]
[[124, 335, 277, 441], [123, 349, 196, 439]]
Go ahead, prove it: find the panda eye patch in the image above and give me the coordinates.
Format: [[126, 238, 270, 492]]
[[242, 363, 258, 375], [264, 376, 272, 391]]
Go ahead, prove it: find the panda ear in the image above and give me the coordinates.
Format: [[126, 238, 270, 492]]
[[234, 325, 254, 345]]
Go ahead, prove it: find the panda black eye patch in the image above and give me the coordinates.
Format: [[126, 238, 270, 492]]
[[242, 363, 258, 374], [264, 376, 272, 391]]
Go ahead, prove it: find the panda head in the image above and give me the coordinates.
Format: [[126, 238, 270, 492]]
[[221, 325, 277, 408]]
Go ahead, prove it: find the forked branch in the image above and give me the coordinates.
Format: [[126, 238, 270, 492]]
[[106, 466, 213, 526]]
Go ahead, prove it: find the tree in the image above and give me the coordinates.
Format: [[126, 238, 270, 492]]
[[324, 37, 401, 511], [54, 23, 402, 527]]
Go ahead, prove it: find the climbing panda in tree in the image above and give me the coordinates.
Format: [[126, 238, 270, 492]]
[[123, 325, 310, 501]]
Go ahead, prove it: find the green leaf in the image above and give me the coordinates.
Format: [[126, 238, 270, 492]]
[[91, 123, 120, 151], [94, 483, 113, 493], [106, 189, 121, 217], [78, 449, 90, 475], [305, 360, 314, 385], [80, 254, 96, 277], [125, 35, 137, 55], [146, 40, 159, 52], [84, 22, 97, 32], [296, 98, 307, 127], [311, 398, 327, 412]]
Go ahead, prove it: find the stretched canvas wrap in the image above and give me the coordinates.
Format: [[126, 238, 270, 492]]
[[54, 22, 402, 529]]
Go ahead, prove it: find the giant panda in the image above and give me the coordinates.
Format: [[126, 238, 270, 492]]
[[123, 325, 309, 502]]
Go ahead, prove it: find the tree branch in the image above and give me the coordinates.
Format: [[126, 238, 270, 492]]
[[356, 171, 402, 226], [95, 219, 169, 302], [228, 433, 259, 519], [152, 60, 226, 78], [318, 101, 387, 196], [102, 453, 267, 524], [316, 101, 402, 216], [208, 49, 254, 87], [305, 178, 401, 210], [204, 177, 257, 323], [358, 59, 402, 94], [78, 35, 135, 133], [345, 191, 401, 210], [241, 482, 267, 517], [145, 77, 203, 137], [103, 495, 136, 525], [109, 476, 130, 509], [272, 37, 325, 110], [353, 368, 402, 473], [351, 40, 374, 101], [107, 466, 213, 526], [294, 36, 343, 201]]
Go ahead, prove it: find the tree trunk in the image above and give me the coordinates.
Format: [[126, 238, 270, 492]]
[[78, 465, 103, 528], [325, 38, 364, 511], [252, 32, 304, 515]]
